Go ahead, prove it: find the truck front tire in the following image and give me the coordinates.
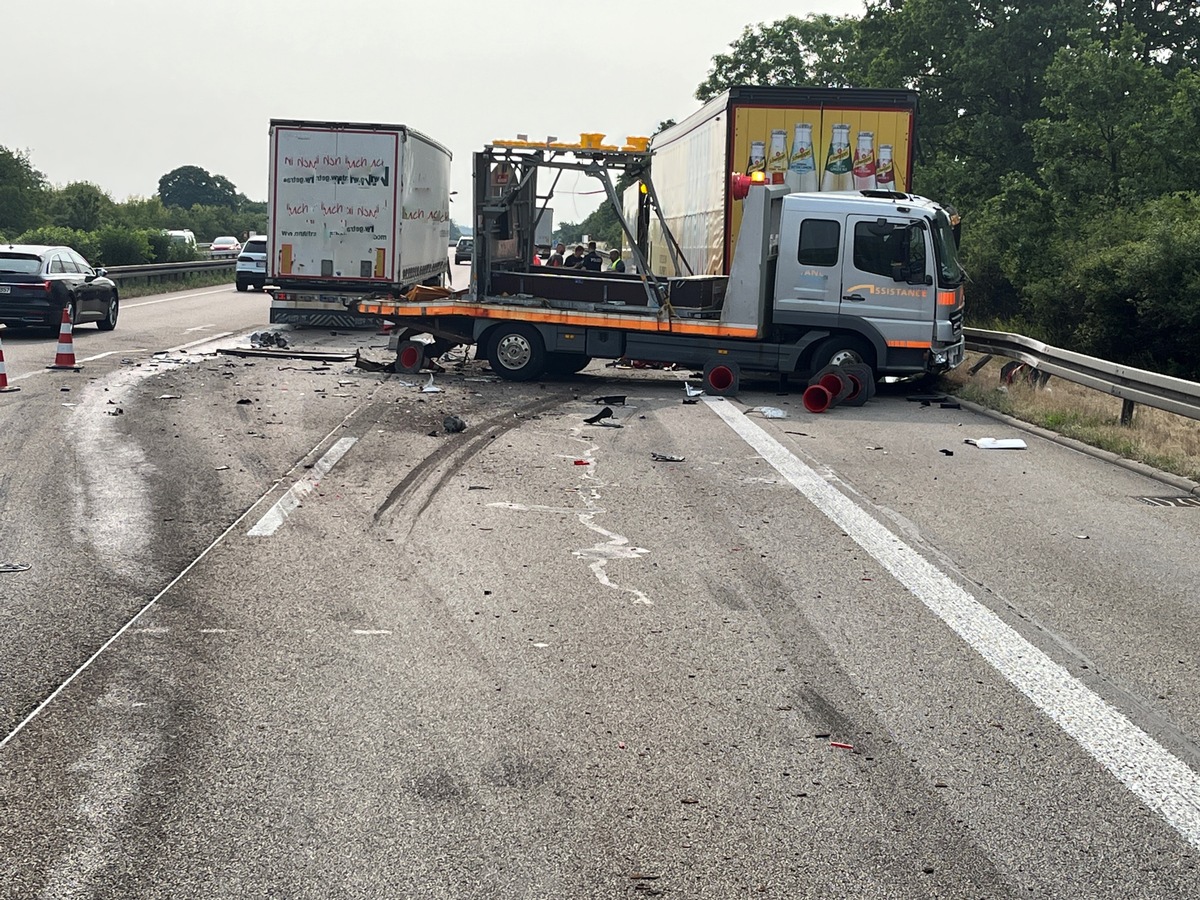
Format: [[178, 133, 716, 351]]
[[486, 324, 546, 381], [808, 336, 874, 380]]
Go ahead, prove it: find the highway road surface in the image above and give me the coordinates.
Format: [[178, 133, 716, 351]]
[[2, 277, 1200, 898]]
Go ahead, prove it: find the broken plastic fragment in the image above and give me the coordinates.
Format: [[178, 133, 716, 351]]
[[421, 373, 442, 393], [584, 407, 614, 425], [754, 406, 787, 419], [0, 563, 32, 574], [964, 437, 1027, 450], [684, 382, 704, 398], [651, 453, 685, 462]]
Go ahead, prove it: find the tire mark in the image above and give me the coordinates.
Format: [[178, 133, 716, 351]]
[[374, 392, 572, 534]]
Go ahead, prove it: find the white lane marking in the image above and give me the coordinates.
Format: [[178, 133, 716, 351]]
[[708, 398, 1200, 849], [76, 349, 149, 364], [124, 287, 231, 308], [0, 413, 367, 755], [183, 324, 216, 333], [247, 437, 358, 537], [351, 629, 393, 636]]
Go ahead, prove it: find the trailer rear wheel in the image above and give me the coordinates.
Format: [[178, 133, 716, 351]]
[[487, 324, 546, 381]]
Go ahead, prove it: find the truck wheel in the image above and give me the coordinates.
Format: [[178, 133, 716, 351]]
[[809, 336, 874, 379], [487, 324, 546, 381], [545, 353, 593, 375]]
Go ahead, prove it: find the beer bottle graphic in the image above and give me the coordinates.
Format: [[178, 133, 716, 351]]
[[821, 124, 852, 191], [786, 123, 817, 192], [766, 129, 789, 184], [853, 131, 877, 190], [747, 140, 766, 175], [876, 144, 896, 191]]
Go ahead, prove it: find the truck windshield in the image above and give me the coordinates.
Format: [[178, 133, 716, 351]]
[[931, 210, 964, 287]]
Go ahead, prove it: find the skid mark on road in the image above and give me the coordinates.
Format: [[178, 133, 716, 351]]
[[708, 396, 1200, 851]]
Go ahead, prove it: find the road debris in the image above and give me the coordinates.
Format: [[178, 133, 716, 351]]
[[684, 382, 704, 398], [443, 415, 466, 433], [215, 465, 230, 471], [830, 741, 855, 750], [106, 407, 124, 416], [964, 437, 1028, 450], [753, 406, 787, 419], [0, 563, 31, 574], [157, 394, 181, 400], [939, 449, 954, 456], [573, 459, 590, 466], [236, 398, 253, 405], [906, 394, 949, 404], [651, 453, 685, 462], [421, 374, 442, 393], [593, 395, 627, 405]]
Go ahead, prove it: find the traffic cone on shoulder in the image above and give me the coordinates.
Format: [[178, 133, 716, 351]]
[[0, 328, 20, 392], [47, 306, 81, 371]]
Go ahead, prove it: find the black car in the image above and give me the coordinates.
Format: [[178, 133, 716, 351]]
[[0, 244, 119, 333]]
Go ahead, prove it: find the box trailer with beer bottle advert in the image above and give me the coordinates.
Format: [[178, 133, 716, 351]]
[[350, 135, 965, 388], [266, 119, 452, 327], [636, 86, 918, 278]]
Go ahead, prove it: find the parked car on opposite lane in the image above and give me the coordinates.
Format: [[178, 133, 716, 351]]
[[0, 244, 119, 332], [235, 236, 269, 292], [454, 237, 473, 265], [209, 236, 242, 259]]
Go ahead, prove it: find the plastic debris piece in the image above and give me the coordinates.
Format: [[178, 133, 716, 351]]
[[0, 563, 31, 573], [964, 437, 1028, 450], [421, 373, 442, 393], [158, 394, 181, 400], [755, 406, 787, 419], [573, 459, 589, 466], [830, 741, 854, 750], [584, 407, 614, 425], [236, 398, 253, 405], [594, 395, 627, 405], [684, 382, 705, 398], [940, 449, 954, 456], [443, 415, 466, 433], [651, 453, 685, 462], [215, 465, 230, 471]]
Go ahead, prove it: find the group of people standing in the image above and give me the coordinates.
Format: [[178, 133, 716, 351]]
[[542, 240, 626, 273]]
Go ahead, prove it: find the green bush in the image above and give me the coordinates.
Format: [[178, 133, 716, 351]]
[[14, 225, 100, 262], [94, 226, 153, 266]]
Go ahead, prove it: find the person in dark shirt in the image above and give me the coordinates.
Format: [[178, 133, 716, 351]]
[[582, 240, 604, 271], [564, 245, 586, 268]]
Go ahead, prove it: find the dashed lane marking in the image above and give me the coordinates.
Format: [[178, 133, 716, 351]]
[[247, 437, 358, 537]]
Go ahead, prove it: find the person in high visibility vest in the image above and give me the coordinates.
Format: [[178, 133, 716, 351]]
[[608, 249, 626, 273]]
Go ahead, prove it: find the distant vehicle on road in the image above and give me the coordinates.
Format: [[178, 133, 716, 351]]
[[236, 236, 269, 292], [165, 229, 196, 247], [454, 237, 473, 265], [209, 236, 242, 259], [0, 244, 119, 332]]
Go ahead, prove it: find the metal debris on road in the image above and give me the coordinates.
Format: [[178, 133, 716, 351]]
[[651, 453, 685, 462], [0, 563, 31, 574]]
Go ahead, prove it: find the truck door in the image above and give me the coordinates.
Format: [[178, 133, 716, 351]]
[[772, 203, 844, 330], [838, 215, 935, 354]]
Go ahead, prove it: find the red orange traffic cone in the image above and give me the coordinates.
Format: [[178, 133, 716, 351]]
[[0, 327, 20, 392], [47, 306, 81, 371]]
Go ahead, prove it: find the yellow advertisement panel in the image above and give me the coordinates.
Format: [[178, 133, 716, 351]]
[[730, 106, 914, 264]]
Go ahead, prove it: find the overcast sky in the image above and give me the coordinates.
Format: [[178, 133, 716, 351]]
[[5, 0, 863, 225]]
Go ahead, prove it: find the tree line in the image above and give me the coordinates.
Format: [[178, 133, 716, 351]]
[[694, 0, 1200, 378], [0, 150, 267, 266]]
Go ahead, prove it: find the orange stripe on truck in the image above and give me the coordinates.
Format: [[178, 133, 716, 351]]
[[886, 340, 931, 349], [356, 301, 763, 339]]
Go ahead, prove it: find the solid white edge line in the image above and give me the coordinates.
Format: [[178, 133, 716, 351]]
[[0, 420, 362, 754], [706, 396, 1200, 849], [247, 437, 358, 537], [124, 287, 232, 308]]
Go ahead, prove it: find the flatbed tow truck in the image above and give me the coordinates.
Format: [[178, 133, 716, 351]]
[[353, 135, 966, 395]]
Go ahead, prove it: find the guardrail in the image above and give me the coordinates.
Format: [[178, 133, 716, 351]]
[[963, 327, 1200, 424], [104, 259, 235, 286]]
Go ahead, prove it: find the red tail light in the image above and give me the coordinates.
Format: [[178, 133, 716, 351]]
[[43, 281, 53, 292]]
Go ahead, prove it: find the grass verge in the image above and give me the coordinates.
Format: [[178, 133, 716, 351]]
[[940, 354, 1200, 483], [117, 271, 234, 299]]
